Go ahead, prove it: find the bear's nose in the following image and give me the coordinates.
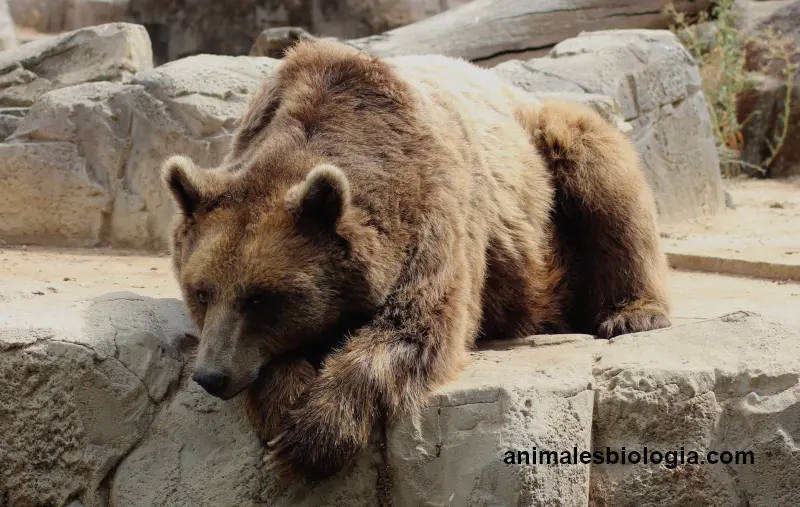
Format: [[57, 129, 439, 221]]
[[192, 369, 229, 397]]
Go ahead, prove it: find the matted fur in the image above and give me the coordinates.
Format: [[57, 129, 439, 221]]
[[162, 40, 671, 482]]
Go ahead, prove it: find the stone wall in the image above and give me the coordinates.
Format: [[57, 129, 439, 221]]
[[0, 24, 724, 250], [1, 293, 798, 506]]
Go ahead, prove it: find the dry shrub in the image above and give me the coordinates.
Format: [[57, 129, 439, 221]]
[[665, 0, 798, 177]]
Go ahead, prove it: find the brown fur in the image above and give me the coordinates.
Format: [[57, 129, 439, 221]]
[[162, 40, 671, 482]]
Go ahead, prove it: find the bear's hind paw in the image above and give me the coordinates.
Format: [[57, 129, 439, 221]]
[[596, 306, 670, 339]]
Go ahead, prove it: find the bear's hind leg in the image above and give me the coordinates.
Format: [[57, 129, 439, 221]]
[[517, 98, 671, 339]]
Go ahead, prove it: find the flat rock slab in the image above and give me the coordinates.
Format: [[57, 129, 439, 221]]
[[662, 177, 800, 281], [1, 292, 798, 506], [0, 22, 152, 108]]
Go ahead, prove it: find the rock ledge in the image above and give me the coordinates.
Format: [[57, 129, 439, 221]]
[[1, 293, 797, 507]]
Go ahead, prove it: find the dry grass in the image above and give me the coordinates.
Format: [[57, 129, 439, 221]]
[[665, 0, 798, 177]]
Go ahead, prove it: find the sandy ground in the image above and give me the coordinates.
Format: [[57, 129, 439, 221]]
[[2, 178, 798, 331], [2, 246, 798, 332], [661, 176, 800, 279]]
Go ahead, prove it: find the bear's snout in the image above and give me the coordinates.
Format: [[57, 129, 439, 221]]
[[192, 368, 230, 398]]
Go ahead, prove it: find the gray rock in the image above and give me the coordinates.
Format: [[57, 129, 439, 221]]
[[676, 21, 719, 55], [0, 292, 188, 507], [2, 55, 279, 249], [590, 312, 800, 506], [249, 26, 324, 59], [0, 141, 109, 247], [0, 22, 152, 107], [0, 0, 18, 51], [735, 0, 797, 33], [2, 291, 799, 506], [495, 29, 725, 223], [128, 0, 470, 64], [0, 106, 26, 140], [386, 342, 596, 507], [725, 189, 737, 209], [0, 29, 722, 248]]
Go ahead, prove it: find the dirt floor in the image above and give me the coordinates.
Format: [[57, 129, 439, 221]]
[[1, 246, 798, 333], [661, 176, 800, 280], [1, 178, 798, 332]]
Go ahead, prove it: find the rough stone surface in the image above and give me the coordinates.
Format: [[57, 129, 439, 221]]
[[590, 312, 800, 507], [495, 29, 725, 223], [0, 55, 279, 249], [1, 290, 798, 506], [0, 292, 189, 507], [737, 73, 800, 178], [0, 140, 109, 247], [127, 0, 470, 64], [0, 29, 722, 247], [0, 106, 26, 140], [0, 22, 153, 108], [0, 0, 18, 50]]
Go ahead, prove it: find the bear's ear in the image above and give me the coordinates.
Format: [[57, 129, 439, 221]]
[[285, 164, 351, 230], [162, 155, 207, 218]]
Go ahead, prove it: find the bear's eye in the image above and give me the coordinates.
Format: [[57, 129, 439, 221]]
[[241, 290, 283, 315], [196, 289, 209, 305]]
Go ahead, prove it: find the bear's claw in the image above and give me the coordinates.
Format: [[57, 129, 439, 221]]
[[597, 306, 671, 339]]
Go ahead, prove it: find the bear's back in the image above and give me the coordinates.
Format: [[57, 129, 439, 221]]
[[385, 53, 549, 210]]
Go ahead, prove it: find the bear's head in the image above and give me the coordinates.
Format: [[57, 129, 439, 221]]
[[162, 154, 384, 400]]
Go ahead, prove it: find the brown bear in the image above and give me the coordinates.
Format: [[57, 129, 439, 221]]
[[162, 40, 671, 482]]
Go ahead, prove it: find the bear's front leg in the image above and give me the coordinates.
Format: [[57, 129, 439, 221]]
[[243, 355, 317, 445], [265, 297, 471, 482]]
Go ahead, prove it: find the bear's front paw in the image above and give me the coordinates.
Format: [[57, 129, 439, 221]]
[[264, 404, 363, 483], [597, 305, 670, 339]]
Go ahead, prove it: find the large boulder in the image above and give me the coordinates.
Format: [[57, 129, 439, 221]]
[[590, 311, 800, 506], [127, 0, 470, 64], [0, 0, 18, 51], [495, 29, 725, 223], [0, 29, 723, 248], [0, 140, 109, 247], [346, 0, 715, 66], [0, 22, 153, 108], [0, 54, 279, 248], [0, 292, 190, 507], [1, 290, 798, 506]]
